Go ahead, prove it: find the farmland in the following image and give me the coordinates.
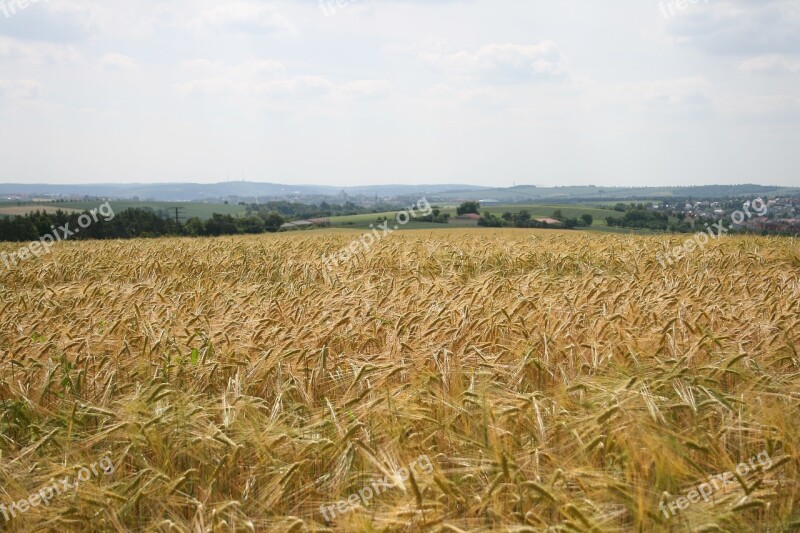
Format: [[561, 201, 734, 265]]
[[329, 205, 620, 230], [1, 201, 619, 229], [0, 230, 798, 531], [0, 201, 626, 232], [0, 201, 248, 220], [0, 205, 82, 216]]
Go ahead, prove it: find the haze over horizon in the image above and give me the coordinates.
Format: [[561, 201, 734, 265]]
[[0, 179, 796, 190], [1, 0, 799, 187]]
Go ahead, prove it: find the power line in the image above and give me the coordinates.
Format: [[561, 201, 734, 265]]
[[168, 206, 186, 225]]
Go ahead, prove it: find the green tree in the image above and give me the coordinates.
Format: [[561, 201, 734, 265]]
[[513, 210, 531, 227], [240, 216, 266, 234], [580, 214, 593, 226], [204, 214, 239, 236], [478, 213, 503, 227], [563, 217, 579, 229], [260, 211, 285, 233], [457, 201, 480, 216], [184, 217, 205, 236]]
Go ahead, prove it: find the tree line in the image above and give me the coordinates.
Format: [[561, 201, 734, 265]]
[[459, 201, 594, 229], [605, 205, 670, 231], [0, 208, 287, 243]]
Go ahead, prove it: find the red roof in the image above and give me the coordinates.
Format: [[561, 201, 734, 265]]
[[454, 213, 482, 220], [535, 217, 562, 225]]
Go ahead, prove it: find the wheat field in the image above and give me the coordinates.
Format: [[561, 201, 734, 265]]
[[0, 229, 798, 532]]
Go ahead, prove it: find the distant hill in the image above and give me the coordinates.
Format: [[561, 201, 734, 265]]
[[434, 184, 800, 202], [0, 182, 796, 203], [0, 182, 488, 201]]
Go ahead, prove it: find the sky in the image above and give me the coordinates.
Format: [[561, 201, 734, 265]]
[[0, 0, 798, 188]]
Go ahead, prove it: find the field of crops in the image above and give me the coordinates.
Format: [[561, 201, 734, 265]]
[[0, 229, 799, 531]]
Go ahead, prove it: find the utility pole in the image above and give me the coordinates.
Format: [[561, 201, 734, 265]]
[[169, 207, 186, 225]]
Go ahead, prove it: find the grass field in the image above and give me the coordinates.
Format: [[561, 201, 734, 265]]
[[330, 204, 620, 229], [0, 205, 82, 216], [0, 230, 798, 531], [478, 204, 617, 223]]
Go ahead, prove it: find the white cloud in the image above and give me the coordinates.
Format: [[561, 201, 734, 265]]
[[666, 0, 800, 55], [176, 73, 391, 101], [419, 41, 569, 83], [176, 58, 389, 102], [0, 78, 43, 100], [184, 58, 286, 76], [0, 36, 83, 66], [189, 2, 295, 35], [100, 52, 138, 70], [176, 58, 327, 97], [176, 58, 295, 96], [175, 78, 242, 96], [740, 55, 800, 75], [722, 93, 800, 123], [617, 76, 714, 117], [339, 79, 393, 98]]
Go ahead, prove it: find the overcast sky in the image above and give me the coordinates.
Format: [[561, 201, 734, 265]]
[[0, 0, 798, 187]]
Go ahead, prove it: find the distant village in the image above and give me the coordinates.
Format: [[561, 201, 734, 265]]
[[649, 196, 800, 234]]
